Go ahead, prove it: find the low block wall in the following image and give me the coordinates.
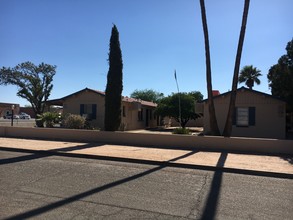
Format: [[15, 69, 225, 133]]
[[0, 126, 292, 155]]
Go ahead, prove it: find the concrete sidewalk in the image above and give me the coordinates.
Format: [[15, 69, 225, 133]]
[[0, 137, 292, 176]]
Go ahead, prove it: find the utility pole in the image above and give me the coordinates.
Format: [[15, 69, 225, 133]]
[[11, 104, 14, 126]]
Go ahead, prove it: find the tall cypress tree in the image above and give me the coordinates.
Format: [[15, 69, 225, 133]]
[[104, 24, 123, 131]]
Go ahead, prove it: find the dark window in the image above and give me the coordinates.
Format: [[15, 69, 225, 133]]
[[123, 106, 126, 117], [80, 104, 85, 116], [80, 104, 97, 120], [233, 107, 255, 127], [248, 107, 255, 126], [92, 104, 97, 120]]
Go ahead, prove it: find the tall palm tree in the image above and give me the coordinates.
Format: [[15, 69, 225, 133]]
[[239, 65, 262, 89], [199, 0, 220, 135], [223, 0, 250, 137]]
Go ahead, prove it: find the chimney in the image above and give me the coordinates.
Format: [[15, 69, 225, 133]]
[[212, 90, 220, 96]]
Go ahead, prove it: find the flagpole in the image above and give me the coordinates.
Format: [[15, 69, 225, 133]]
[[174, 69, 182, 127]]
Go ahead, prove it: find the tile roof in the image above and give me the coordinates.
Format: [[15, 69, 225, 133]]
[[122, 97, 157, 107], [46, 88, 157, 107], [200, 86, 285, 103]]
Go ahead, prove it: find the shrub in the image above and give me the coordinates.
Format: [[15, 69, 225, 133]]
[[62, 114, 86, 129], [37, 112, 60, 128], [172, 127, 190, 135]]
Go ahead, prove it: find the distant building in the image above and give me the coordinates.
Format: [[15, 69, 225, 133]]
[[0, 103, 20, 117], [46, 88, 158, 130]]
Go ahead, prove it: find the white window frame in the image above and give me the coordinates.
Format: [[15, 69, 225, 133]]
[[236, 107, 249, 126]]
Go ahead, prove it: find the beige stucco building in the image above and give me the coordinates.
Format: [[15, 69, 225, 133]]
[[201, 87, 286, 139], [47, 88, 157, 130]]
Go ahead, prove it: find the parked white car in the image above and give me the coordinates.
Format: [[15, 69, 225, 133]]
[[20, 112, 31, 119]]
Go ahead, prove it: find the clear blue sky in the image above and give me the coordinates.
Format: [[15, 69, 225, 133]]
[[0, 0, 292, 106]]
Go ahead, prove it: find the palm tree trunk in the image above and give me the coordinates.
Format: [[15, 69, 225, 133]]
[[223, 0, 250, 137], [199, 0, 220, 136], [247, 78, 254, 89]]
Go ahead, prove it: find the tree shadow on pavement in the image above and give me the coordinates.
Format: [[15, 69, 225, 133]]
[[4, 150, 199, 220], [2, 146, 292, 219], [0, 142, 104, 165], [280, 155, 293, 164], [200, 152, 227, 220]]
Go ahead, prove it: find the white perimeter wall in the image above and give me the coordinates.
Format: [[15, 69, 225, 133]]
[[0, 127, 292, 155]]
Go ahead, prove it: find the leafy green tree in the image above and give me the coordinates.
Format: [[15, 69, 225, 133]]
[[223, 0, 250, 137], [268, 38, 293, 111], [156, 92, 202, 128], [188, 91, 204, 102], [199, 0, 220, 135], [104, 24, 123, 131], [0, 61, 56, 120], [239, 65, 262, 89], [130, 89, 164, 103]]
